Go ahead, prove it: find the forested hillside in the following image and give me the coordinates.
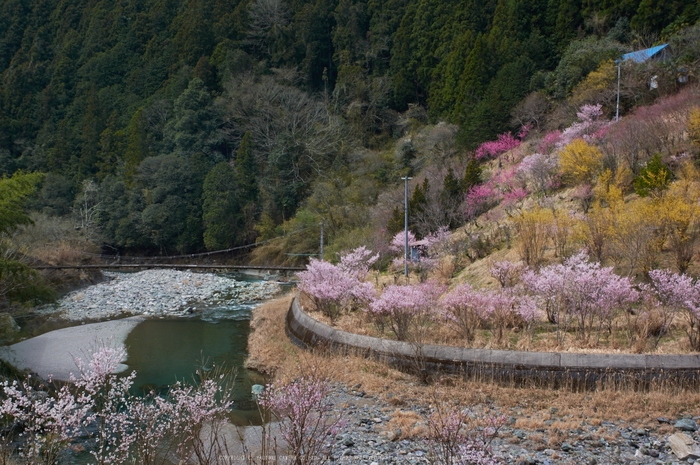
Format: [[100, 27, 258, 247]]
[[0, 0, 699, 260]]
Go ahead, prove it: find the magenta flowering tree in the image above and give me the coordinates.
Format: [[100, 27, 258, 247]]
[[537, 130, 562, 154], [464, 184, 498, 222], [475, 132, 521, 160], [501, 187, 529, 207], [257, 374, 343, 465]]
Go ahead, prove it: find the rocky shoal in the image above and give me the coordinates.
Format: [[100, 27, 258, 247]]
[[312, 385, 700, 465], [49, 269, 281, 321]]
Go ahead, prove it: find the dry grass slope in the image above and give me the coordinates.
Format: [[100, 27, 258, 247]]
[[247, 292, 700, 436]]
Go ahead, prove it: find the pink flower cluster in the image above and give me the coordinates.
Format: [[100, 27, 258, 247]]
[[464, 184, 498, 221], [389, 230, 418, 253], [537, 130, 561, 154], [257, 374, 343, 465], [298, 248, 378, 322], [369, 281, 444, 340], [338, 245, 379, 280], [475, 132, 521, 160], [646, 269, 700, 348], [521, 251, 638, 338], [426, 406, 505, 465], [465, 167, 530, 221], [0, 343, 234, 465], [557, 104, 611, 149]]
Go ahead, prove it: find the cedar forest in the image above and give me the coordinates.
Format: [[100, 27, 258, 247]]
[[2, 0, 700, 305]]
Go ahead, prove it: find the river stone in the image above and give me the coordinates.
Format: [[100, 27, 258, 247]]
[[675, 419, 698, 432], [251, 384, 265, 398], [668, 432, 700, 460]]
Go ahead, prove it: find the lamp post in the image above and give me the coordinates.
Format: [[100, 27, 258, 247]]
[[401, 176, 412, 279]]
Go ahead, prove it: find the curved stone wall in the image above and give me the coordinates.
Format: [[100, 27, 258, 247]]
[[286, 294, 700, 387]]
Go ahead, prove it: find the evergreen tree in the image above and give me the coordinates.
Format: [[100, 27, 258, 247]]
[[202, 161, 240, 251]]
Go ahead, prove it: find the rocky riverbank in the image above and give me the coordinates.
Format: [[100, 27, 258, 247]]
[[322, 384, 700, 465], [46, 269, 281, 321], [244, 295, 700, 465]]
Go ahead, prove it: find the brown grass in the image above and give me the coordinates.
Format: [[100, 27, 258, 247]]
[[247, 291, 700, 437], [383, 410, 426, 439], [304, 294, 694, 354]]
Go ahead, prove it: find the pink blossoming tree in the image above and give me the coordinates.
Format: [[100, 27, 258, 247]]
[[298, 250, 378, 324], [257, 373, 343, 465], [521, 251, 638, 342], [647, 269, 700, 350], [369, 281, 443, 341], [475, 132, 521, 160], [426, 404, 505, 465], [0, 343, 235, 465]]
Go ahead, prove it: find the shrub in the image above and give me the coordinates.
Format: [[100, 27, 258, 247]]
[[558, 139, 603, 185], [648, 269, 700, 350], [426, 403, 505, 465], [257, 373, 343, 465], [439, 283, 491, 341], [513, 207, 553, 268], [0, 343, 235, 465]]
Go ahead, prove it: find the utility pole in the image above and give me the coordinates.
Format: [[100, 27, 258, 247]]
[[616, 59, 621, 122], [320, 222, 324, 261], [401, 176, 412, 280]]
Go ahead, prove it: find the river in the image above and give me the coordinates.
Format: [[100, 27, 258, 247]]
[[2, 271, 288, 425]]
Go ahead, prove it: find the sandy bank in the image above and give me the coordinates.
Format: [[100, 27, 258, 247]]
[[0, 316, 145, 381]]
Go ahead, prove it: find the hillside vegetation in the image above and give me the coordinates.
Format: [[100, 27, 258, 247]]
[[2, 0, 700, 309]]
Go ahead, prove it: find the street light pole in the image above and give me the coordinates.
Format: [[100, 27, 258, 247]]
[[401, 176, 412, 279]]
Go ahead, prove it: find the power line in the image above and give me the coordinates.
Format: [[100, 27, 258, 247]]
[[38, 225, 317, 262]]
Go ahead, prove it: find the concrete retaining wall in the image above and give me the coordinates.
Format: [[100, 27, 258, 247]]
[[286, 294, 700, 387]]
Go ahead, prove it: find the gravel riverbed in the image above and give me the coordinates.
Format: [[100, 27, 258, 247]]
[[317, 385, 700, 465], [51, 269, 281, 321]]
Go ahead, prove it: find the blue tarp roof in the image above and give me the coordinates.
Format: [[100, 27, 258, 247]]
[[621, 44, 669, 63]]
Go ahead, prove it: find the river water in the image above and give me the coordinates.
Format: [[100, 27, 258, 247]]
[[8, 272, 287, 426], [124, 300, 268, 424]]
